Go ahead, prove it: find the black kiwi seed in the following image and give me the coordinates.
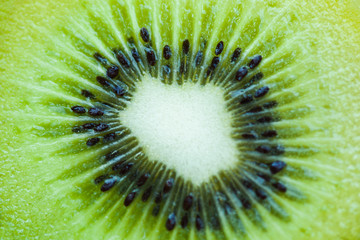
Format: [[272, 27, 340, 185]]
[[111, 161, 123, 171], [94, 123, 109, 132], [72, 126, 84, 133], [195, 215, 204, 230], [256, 145, 271, 154], [145, 48, 156, 66], [94, 174, 108, 185], [195, 51, 203, 66], [240, 94, 253, 104], [103, 132, 117, 142], [231, 48, 242, 63], [269, 161, 287, 174], [181, 214, 189, 228], [272, 145, 285, 155], [101, 177, 117, 192], [81, 89, 95, 99], [272, 182, 287, 192], [242, 132, 257, 139], [235, 67, 248, 81], [106, 66, 119, 79], [273, 145, 285, 155], [131, 49, 141, 62], [263, 101, 278, 109], [262, 130, 277, 138], [88, 108, 104, 116], [209, 57, 220, 70], [71, 106, 86, 114], [94, 52, 108, 65], [182, 39, 190, 54], [248, 55, 262, 69], [215, 41, 224, 55], [257, 116, 273, 123], [166, 213, 176, 231], [124, 191, 137, 206], [242, 179, 253, 189], [86, 137, 100, 146], [163, 178, 174, 193], [240, 197, 252, 209], [116, 50, 130, 68], [119, 162, 134, 175], [248, 106, 263, 113], [111, 161, 124, 171], [243, 72, 264, 89], [255, 189, 267, 200], [163, 45, 172, 59], [83, 123, 97, 129], [152, 205, 160, 216], [137, 173, 150, 187], [254, 86, 270, 98], [140, 27, 150, 42], [183, 194, 194, 210], [197, 200, 202, 212], [152, 192, 161, 204], [112, 162, 124, 171], [257, 172, 271, 182], [96, 76, 111, 87], [252, 72, 264, 81], [142, 187, 152, 202]]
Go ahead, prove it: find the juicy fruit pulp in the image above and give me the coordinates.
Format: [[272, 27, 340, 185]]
[[1, 0, 360, 240]]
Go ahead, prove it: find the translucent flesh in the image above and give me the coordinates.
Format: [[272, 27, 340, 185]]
[[0, 0, 360, 239]]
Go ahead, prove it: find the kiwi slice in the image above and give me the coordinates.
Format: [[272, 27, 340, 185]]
[[1, 0, 360, 239]]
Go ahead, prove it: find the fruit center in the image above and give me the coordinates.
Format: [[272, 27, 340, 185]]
[[119, 77, 239, 185]]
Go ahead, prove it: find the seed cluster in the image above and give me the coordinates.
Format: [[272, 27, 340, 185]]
[[68, 27, 304, 235]]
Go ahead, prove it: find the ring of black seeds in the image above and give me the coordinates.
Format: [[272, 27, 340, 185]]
[[67, 27, 309, 234]]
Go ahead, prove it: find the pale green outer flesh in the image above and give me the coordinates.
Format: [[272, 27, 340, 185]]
[[0, 0, 360, 239]]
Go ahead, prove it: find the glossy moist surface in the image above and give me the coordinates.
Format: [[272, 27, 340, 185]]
[[1, 0, 360, 239]]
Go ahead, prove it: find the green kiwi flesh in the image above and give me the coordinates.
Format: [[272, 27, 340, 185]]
[[0, 0, 360, 239]]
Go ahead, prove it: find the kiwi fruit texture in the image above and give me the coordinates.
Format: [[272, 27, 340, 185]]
[[0, 0, 360, 239]]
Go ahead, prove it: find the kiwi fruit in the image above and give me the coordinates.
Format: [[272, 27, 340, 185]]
[[1, 0, 360, 239]]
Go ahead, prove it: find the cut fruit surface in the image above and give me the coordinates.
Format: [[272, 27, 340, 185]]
[[0, 0, 360, 240], [120, 77, 238, 185]]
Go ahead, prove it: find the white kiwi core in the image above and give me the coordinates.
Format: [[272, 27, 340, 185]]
[[119, 77, 239, 186]]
